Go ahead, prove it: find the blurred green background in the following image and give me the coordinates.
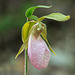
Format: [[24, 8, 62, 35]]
[[0, 0, 75, 75]]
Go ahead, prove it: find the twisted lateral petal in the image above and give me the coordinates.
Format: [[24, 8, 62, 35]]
[[28, 34, 50, 69]]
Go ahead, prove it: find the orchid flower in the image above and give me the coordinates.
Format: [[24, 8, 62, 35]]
[[15, 5, 70, 69]]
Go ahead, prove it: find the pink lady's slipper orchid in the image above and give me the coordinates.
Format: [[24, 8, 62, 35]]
[[15, 5, 70, 70], [28, 23, 50, 69], [15, 21, 56, 69]]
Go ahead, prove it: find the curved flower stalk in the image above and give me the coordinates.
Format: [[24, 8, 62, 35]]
[[15, 5, 70, 70]]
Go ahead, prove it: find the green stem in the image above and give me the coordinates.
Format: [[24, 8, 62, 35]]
[[25, 18, 28, 75], [25, 49, 28, 75]]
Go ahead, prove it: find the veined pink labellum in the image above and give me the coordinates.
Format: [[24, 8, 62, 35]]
[[28, 34, 50, 69]]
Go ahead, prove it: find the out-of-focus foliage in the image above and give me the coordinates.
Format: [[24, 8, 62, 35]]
[[0, 2, 34, 32]]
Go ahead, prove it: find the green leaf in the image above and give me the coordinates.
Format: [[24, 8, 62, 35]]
[[28, 15, 38, 21], [25, 5, 52, 18], [40, 23, 56, 55], [22, 21, 36, 43], [15, 43, 27, 59], [38, 13, 70, 21]]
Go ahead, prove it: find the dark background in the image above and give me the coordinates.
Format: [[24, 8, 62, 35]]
[[0, 0, 75, 75]]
